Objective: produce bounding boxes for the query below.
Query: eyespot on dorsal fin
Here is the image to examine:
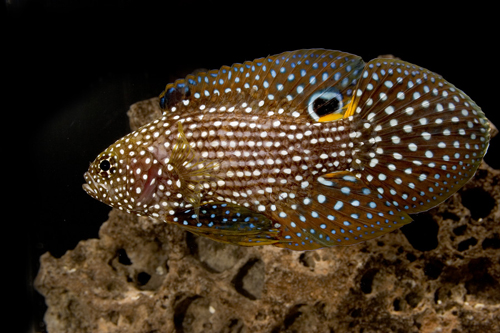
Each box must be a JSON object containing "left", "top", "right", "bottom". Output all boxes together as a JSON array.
[{"left": 158, "top": 49, "right": 365, "bottom": 121}]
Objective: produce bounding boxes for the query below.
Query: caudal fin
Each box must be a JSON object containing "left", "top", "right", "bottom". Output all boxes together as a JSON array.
[{"left": 349, "top": 58, "right": 490, "bottom": 214}]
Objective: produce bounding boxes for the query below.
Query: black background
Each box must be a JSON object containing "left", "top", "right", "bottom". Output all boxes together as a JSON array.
[{"left": 5, "top": 1, "right": 498, "bottom": 331}]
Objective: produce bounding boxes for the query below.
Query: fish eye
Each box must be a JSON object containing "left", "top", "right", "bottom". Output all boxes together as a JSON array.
[
  {"left": 96, "top": 154, "right": 117, "bottom": 178},
  {"left": 99, "top": 160, "right": 111, "bottom": 171},
  {"left": 307, "top": 87, "right": 343, "bottom": 121}
]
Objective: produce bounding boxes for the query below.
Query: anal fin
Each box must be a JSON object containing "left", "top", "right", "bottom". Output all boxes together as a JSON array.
[{"left": 272, "top": 171, "right": 412, "bottom": 250}]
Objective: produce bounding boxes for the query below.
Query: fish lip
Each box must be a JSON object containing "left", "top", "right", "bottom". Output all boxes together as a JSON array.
[
  {"left": 83, "top": 172, "right": 99, "bottom": 195},
  {"left": 82, "top": 183, "right": 92, "bottom": 194},
  {"left": 83, "top": 171, "right": 111, "bottom": 198}
]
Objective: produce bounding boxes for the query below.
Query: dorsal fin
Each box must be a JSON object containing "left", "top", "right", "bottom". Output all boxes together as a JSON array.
[{"left": 159, "top": 49, "right": 365, "bottom": 122}]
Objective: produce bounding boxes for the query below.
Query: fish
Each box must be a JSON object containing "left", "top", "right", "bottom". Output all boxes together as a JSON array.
[{"left": 83, "top": 49, "right": 491, "bottom": 251}]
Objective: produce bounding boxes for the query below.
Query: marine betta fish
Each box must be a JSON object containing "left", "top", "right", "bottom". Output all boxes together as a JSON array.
[{"left": 83, "top": 49, "right": 490, "bottom": 250}]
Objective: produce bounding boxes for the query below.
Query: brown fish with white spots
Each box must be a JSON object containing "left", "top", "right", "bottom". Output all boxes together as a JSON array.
[{"left": 83, "top": 49, "right": 490, "bottom": 250}]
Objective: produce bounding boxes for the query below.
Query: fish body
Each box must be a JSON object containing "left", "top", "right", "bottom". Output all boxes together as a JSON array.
[{"left": 83, "top": 49, "right": 490, "bottom": 250}]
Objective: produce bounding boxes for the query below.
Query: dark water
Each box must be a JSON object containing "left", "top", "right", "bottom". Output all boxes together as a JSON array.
[{"left": 7, "top": 2, "right": 498, "bottom": 332}]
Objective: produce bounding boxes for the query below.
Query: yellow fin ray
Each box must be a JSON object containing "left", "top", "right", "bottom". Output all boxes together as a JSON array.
[{"left": 169, "top": 122, "right": 219, "bottom": 212}]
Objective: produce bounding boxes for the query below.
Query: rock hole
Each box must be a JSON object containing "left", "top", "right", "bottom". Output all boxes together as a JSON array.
[
  {"left": 465, "top": 258, "right": 500, "bottom": 303},
  {"left": 474, "top": 168, "right": 489, "bottom": 179},
  {"left": 283, "top": 304, "right": 304, "bottom": 330},
  {"left": 299, "top": 252, "right": 317, "bottom": 270},
  {"left": 401, "top": 212, "right": 439, "bottom": 251},
  {"left": 441, "top": 211, "right": 460, "bottom": 221},
  {"left": 107, "top": 311, "right": 119, "bottom": 325},
  {"left": 185, "top": 232, "right": 198, "bottom": 256},
  {"left": 173, "top": 295, "right": 200, "bottom": 333},
  {"left": 424, "top": 258, "right": 444, "bottom": 280},
  {"left": 136, "top": 272, "right": 151, "bottom": 286},
  {"left": 461, "top": 187, "right": 495, "bottom": 220},
  {"left": 349, "top": 308, "right": 361, "bottom": 318},
  {"left": 165, "top": 261, "right": 170, "bottom": 274},
  {"left": 406, "top": 252, "right": 417, "bottom": 262},
  {"left": 360, "top": 268, "right": 378, "bottom": 294},
  {"left": 405, "top": 291, "right": 422, "bottom": 308},
  {"left": 482, "top": 235, "right": 500, "bottom": 250},
  {"left": 105, "top": 281, "right": 119, "bottom": 292},
  {"left": 393, "top": 298, "right": 401, "bottom": 311},
  {"left": 458, "top": 237, "right": 478, "bottom": 252},
  {"left": 232, "top": 259, "right": 265, "bottom": 300},
  {"left": 434, "top": 286, "right": 452, "bottom": 304},
  {"left": 453, "top": 225, "right": 467, "bottom": 236},
  {"left": 117, "top": 248, "right": 132, "bottom": 265},
  {"left": 227, "top": 318, "right": 244, "bottom": 332}
]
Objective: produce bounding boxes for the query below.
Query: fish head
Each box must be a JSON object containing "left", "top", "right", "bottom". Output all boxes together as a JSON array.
[
  {"left": 82, "top": 121, "right": 211, "bottom": 218},
  {"left": 83, "top": 144, "right": 130, "bottom": 209},
  {"left": 82, "top": 130, "right": 165, "bottom": 211}
]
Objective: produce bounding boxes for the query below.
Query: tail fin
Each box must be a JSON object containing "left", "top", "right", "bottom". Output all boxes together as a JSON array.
[{"left": 350, "top": 58, "right": 490, "bottom": 214}]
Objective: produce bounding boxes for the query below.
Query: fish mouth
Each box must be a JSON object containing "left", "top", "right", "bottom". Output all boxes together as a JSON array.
[
  {"left": 83, "top": 172, "right": 108, "bottom": 197},
  {"left": 82, "top": 172, "right": 97, "bottom": 196},
  {"left": 82, "top": 182, "right": 92, "bottom": 194}
]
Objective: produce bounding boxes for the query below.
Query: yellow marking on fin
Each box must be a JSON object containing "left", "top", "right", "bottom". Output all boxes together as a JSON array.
[
  {"left": 318, "top": 113, "right": 344, "bottom": 122},
  {"left": 344, "top": 97, "right": 358, "bottom": 118}
]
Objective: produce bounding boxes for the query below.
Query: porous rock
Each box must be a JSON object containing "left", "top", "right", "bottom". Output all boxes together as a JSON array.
[{"left": 35, "top": 97, "right": 500, "bottom": 333}]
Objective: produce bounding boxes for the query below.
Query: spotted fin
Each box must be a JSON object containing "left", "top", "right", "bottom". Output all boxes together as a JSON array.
[
  {"left": 272, "top": 171, "right": 412, "bottom": 250},
  {"left": 350, "top": 58, "right": 490, "bottom": 214},
  {"left": 171, "top": 202, "right": 280, "bottom": 246},
  {"left": 159, "top": 49, "right": 365, "bottom": 122}
]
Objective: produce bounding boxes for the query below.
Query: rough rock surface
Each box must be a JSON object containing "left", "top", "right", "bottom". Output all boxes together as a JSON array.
[{"left": 35, "top": 98, "right": 500, "bottom": 333}]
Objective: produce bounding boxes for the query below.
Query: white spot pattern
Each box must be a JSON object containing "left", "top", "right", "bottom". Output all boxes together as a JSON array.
[{"left": 84, "top": 49, "right": 490, "bottom": 252}]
